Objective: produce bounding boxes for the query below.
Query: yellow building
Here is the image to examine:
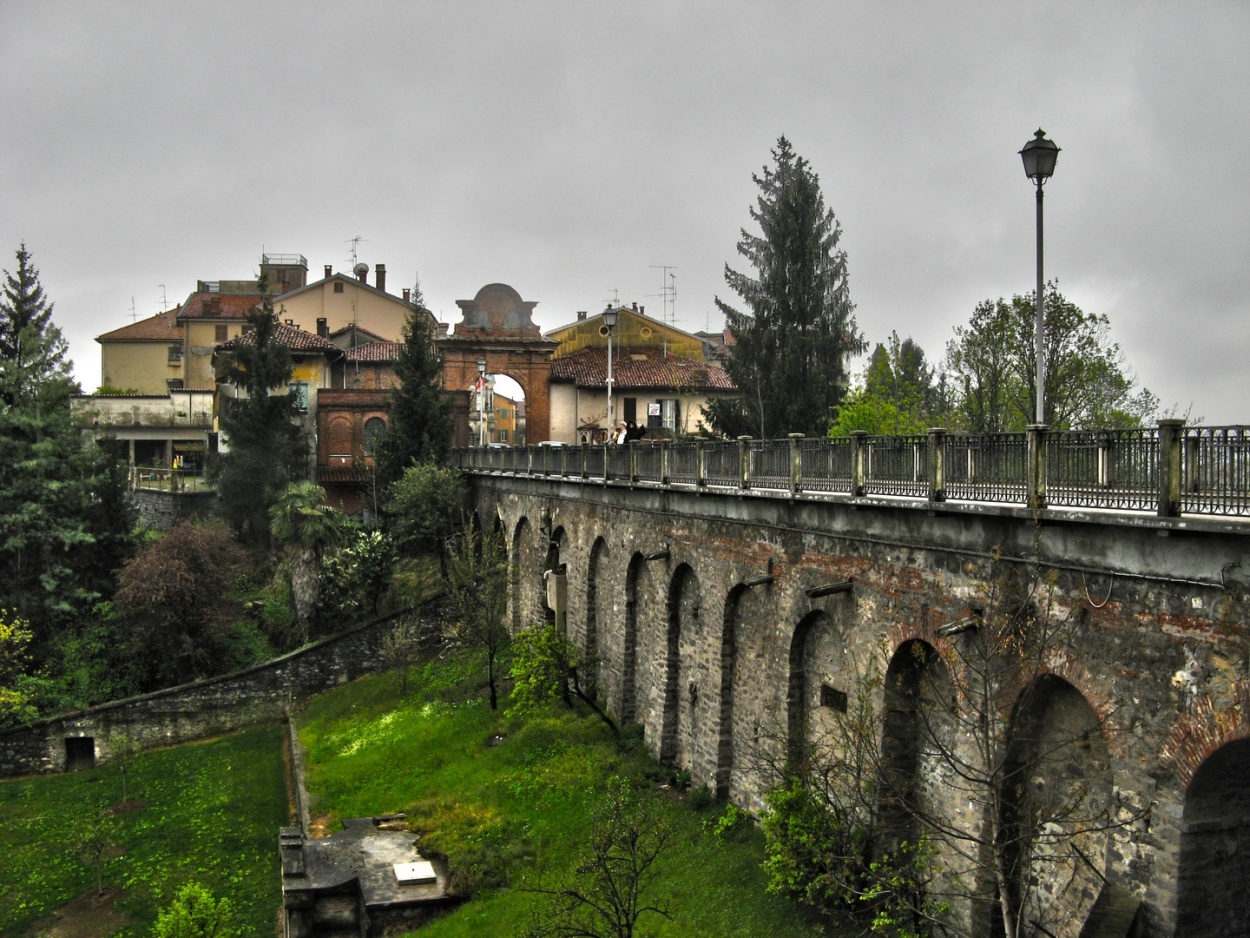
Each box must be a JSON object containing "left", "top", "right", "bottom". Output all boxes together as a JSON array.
[
  {"left": 96, "top": 307, "right": 185, "bottom": 394},
  {"left": 269, "top": 262, "right": 434, "bottom": 345}
]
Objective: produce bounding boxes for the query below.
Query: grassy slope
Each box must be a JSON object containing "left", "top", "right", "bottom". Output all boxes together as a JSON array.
[
  {"left": 299, "top": 652, "right": 824, "bottom": 938},
  {"left": 0, "top": 725, "right": 288, "bottom": 936}
]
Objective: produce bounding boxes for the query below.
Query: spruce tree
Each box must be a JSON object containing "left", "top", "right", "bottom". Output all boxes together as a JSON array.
[
  {"left": 374, "top": 282, "right": 452, "bottom": 491},
  {"left": 707, "top": 137, "right": 865, "bottom": 438},
  {"left": 213, "top": 286, "right": 305, "bottom": 547},
  {"left": 0, "top": 244, "right": 135, "bottom": 650}
]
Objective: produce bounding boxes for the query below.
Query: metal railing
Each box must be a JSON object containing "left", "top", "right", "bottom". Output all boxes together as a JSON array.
[
  {"left": 450, "top": 421, "right": 1250, "bottom": 520},
  {"left": 131, "top": 466, "right": 211, "bottom": 493}
]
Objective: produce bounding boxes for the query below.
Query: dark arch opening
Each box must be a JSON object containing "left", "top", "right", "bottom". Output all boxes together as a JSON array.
[
  {"left": 585, "top": 536, "right": 608, "bottom": 696},
  {"left": 880, "top": 640, "right": 941, "bottom": 848},
  {"left": 787, "top": 610, "right": 829, "bottom": 769},
  {"left": 621, "top": 552, "right": 643, "bottom": 723},
  {"left": 510, "top": 517, "right": 530, "bottom": 633},
  {"left": 1176, "top": 737, "right": 1250, "bottom": 935},
  {"left": 661, "top": 563, "right": 699, "bottom": 766},
  {"left": 716, "top": 585, "right": 748, "bottom": 799}
]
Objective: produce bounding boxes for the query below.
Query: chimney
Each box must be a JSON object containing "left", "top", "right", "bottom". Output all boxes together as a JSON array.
[
  {"left": 640, "top": 305, "right": 645, "bottom": 316},
  {"left": 403, "top": 288, "right": 411, "bottom": 303},
  {"left": 316, "top": 317, "right": 328, "bottom": 338},
  {"left": 375, "top": 264, "right": 386, "bottom": 293},
  {"left": 577, "top": 311, "right": 586, "bottom": 321},
  {"left": 324, "top": 265, "right": 332, "bottom": 279},
  {"left": 632, "top": 302, "right": 638, "bottom": 311}
]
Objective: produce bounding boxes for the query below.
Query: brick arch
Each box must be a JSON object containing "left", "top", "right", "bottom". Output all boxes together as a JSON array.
[
  {"left": 787, "top": 609, "right": 836, "bottom": 767},
  {"left": 1161, "top": 679, "right": 1250, "bottom": 790},
  {"left": 660, "top": 563, "right": 700, "bottom": 767}
]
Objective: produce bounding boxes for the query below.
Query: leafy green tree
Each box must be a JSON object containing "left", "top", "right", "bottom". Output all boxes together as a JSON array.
[
  {"left": 112, "top": 520, "right": 250, "bottom": 691},
  {"left": 0, "top": 245, "right": 136, "bottom": 649},
  {"left": 318, "top": 523, "right": 398, "bottom": 620},
  {"left": 269, "top": 481, "right": 341, "bottom": 644},
  {"left": 74, "top": 802, "right": 121, "bottom": 897},
  {"left": 384, "top": 463, "right": 467, "bottom": 561},
  {"left": 0, "top": 610, "right": 35, "bottom": 726},
  {"left": 707, "top": 136, "right": 865, "bottom": 438},
  {"left": 830, "top": 334, "right": 938, "bottom": 436},
  {"left": 375, "top": 283, "right": 453, "bottom": 490},
  {"left": 213, "top": 286, "right": 305, "bottom": 547},
  {"left": 510, "top": 622, "right": 617, "bottom": 737},
  {"left": 944, "top": 286, "right": 1156, "bottom": 431},
  {"left": 521, "top": 777, "right": 672, "bottom": 938},
  {"left": 153, "top": 882, "right": 238, "bottom": 938},
  {"left": 444, "top": 526, "right": 511, "bottom": 709}
]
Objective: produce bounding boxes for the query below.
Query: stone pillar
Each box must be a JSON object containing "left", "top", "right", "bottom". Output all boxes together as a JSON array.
[
  {"left": 928, "top": 428, "right": 947, "bottom": 504},
  {"left": 851, "top": 431, "right": 868, "bottom": 497},
  {"left": 788, "top": 433, "right": 804, "bottom": 496},
  {"left": 658, "top": 440, "right": 670, "bottom": 486},
  {"left": 1027, "top": 424, "right": 1048, "bottom": 511},
  {"left": 695, "top": 440, "right": 706, "bottom": 488},
  {"left": 1158, "top": 419, "right": 1185, "bottom": 518},
  {"left": 738, "top": 436, "right": 752, "bottom": 490}
]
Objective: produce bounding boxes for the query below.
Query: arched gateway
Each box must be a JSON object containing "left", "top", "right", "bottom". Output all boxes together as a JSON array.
[{"left": 438, "top": 283, "right": 557, "bottom": 443}]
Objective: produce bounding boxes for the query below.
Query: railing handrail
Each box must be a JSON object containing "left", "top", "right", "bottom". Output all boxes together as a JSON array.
[{"left": 449, "top": 424, "right": 1250, "bottom": 521}]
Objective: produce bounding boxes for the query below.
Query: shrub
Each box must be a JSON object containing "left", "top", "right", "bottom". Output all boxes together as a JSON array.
[{"left": 153, "top": 882, "right": 237, "bottom": 938}]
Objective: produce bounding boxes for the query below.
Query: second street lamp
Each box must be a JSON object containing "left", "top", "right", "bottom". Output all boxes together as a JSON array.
[
  {"left": 603, "top": 305, "right": 618, "bottom": 437},
  {"left": 1019, "top": 128, "right": 1060, "bottom": 426},
  {"left": 476, "top": 358, "right": 487, "bottom": 446}
]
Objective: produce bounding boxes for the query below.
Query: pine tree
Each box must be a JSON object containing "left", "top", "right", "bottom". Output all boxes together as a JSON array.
[
  {"left": 0, "top": 244, "right": 136, "bottom": 650},
  {"left": 374, "top": 281, "right": 452, "bottom": 491},
  {"left": 707, "top": 137, "right": 865, "bottom": 439},
  {"left": 0, "top": 243, "right": 74, "bottom": 409},
  {"left": 213, "top": 286, "right": 305, "bottom": 547}
]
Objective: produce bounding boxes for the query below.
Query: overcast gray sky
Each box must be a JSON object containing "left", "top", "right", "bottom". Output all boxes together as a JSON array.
[{"left": 3, "top": 2, "right": 1247, "bottom": 422}]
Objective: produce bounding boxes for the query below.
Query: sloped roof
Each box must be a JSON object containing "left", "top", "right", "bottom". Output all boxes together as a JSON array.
[
  {"left": 96, "top": 307, "right": 183, "bottom": 342},
  {"left": 218, "top": 323, "right": 342, "bottom": 353},
  {"left": 550, "top": 346, "right": 735, "bottom": 391},
  {"left": 177, "top": 292, "right": 263, "bottom": 321},
  {"left": 343, "top": 341, "right": 404, "bottom": 362}
]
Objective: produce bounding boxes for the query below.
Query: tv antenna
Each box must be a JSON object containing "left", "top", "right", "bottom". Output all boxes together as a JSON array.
[
  {"left": 648, "top": 266, "right": 676, "bottom": 324},
  {"left": 129, "top": 297, "right": 137, "bottom": 323},
  {"left": 605, "top": 288, "right": 620, "bottom": 308},
  {"left": 157, "top": 284, "right": 168, "bottom": 312},
  {"left": 347, "top": 235, "right": 368, "bottom": 266}
]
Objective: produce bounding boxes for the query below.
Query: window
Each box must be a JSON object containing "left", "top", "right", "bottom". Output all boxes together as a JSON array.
[
  {"left": 214, "top": 324, "right": 228, "bottom": 342},
  {"left": 647, "top": 399, "right": 679, "bottom": 431},
  {"left": 334, "top": 281, "right": 344, "bottom": 294},
  {"left": 623, "top": 397, "right": 637, "bottom": 424},
  {"left": 497, "top": 407, "right": 509, "bottom": 419},
  {"left": 364, "top": 416, "right": 386, "bottom": 453},
  {"left": 289, "top": 382, "right": 309, "bottom": 412},
  {"left": 498, "top": 429, "right": 508, "bottom": 443},
  {"left": 168, "top": 344, "right": 183, "bottom": 362},
  {"left": 820, "top": 684, "right": 848, "bottom": 712}
]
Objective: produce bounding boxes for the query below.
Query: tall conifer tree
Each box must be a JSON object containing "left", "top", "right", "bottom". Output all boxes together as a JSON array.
[
  {"left": 213, "top": 285, "right": 305, "bottom": 546},
  {"left": 708, "top": 137, "right": 864, "bottom": 438},
  {"left": 374, "top": 280, "right": 452, "bottom": 491}
]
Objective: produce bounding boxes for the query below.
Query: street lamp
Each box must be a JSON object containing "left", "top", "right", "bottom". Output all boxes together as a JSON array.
[
  {"left": 476, "top": 357, "right": 487, "bottom": 446},
  {"left": 1019, "top": 128, "right": 1060, "bottom": 425},
  {"left": 602, "top": 305, "right": 618, "bottom": 436}
]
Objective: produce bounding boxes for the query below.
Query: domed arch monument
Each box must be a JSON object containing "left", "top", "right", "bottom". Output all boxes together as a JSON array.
[{"left": 438, "top": 283, "right": 557, "bottom": 443}]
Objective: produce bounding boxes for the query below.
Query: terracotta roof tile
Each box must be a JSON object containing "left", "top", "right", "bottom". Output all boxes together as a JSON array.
[
  {"left": 343, "top": 341, "right": 404, "bottom": 362},
  {"left": 550, "top": 346, "right": 735, "bottom": 391},
  {"left": 177, "top": 292, "right": 263, "bottom": 321},
  {"left": 96, "top": 307, "right": 183, "bottom": 342},
  {"left": 218, "top": 323, "right": 342, "bottom": 353}
]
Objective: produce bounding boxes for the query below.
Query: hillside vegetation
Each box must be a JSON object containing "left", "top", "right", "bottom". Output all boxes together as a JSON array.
[{"left": 299, "top": 648, "right": 827, "bottom": 937}]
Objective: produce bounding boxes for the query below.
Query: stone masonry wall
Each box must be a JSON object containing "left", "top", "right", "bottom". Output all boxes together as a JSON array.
[
  {"left": 472, "top": 474, "right": 1250, "bottom": 938},
  {"left": 0, "top": 610, "right": 421, "bottom": 778}
]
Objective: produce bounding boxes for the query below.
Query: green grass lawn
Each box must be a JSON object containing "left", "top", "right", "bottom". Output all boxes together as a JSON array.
[
  {"left": 0, "top": 724, "right": 289, "bottom": 936},
  {"left": 299, "top": 652, "right": 826, "bottom": 938}
]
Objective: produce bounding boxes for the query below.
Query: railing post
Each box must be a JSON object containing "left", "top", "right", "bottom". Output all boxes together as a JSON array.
[
  {"left": 788, "top": 433, "right": 804, "bottom": 495},
  {"left": 737, "top": 436, "right": 752, "bottom": 491},
  {"left": 1027, "top": 424, "right": 1048, "bottom": 511},
  {"left": 927, "top": 428, "right": 946, "bottom": 504},
  {"left": 1157, "top": 419, "right": 1184, "bottom": 518},
  {"left": 851, "top": 431, "right": 868, "bottom": 497},
  {"left": 579, "top": 442, "right": 588, "bottom": 480},
  {"left": 629, "top": 440, "right": 639, "bottom": 484},
  {"left": 696, "top": 440, "right": 706, "bottom": 488},
  {"left": 659, "top": 439, "right": 670, "bottom": 486}
]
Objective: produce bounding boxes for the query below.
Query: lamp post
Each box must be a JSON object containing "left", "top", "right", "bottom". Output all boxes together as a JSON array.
[
  {"left": 1019, "top": 128, "right": 1060, "bottom": 426},
  {"left": 603, "top": 305, "right": 618, "bottom": 436},
  {"left": 476, "top": 357, "right": 487, "bottom": 446}
]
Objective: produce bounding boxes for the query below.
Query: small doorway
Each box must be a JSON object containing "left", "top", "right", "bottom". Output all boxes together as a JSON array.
[{"left": 65, "top": 736, "right": 96, "bottom": 772}]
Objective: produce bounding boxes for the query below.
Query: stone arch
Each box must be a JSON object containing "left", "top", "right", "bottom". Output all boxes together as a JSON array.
[
  {"left": 658, "top": 563, "right": 700, "bottom": 767},
  {"left": 716, "top": 584, "right": 748, "bottom": 799},
  {"left": 999, "top": 675, "right": 1112, "bottom": 937},
  {"left": 880, "top": 640, "right": 949, "bottom": 846},
  {"left": 787, "top": 609, "right": 841, "bottom": 766},
  {"left": 1176, "top": 738, "right": 1250, "bottom": 934},
  {"left": 585, "top": 536, "right": 608, "bottom": 693},
  {"left": 511, "top": 516, "right": 546, "bottom": 634},
  {"left": 621, "top": 552, "right": 644, "bottom": 723}
]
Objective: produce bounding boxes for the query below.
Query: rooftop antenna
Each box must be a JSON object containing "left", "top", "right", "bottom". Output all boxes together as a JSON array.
[
  {"left": 606, "top": 288, "right": 620, "bottom": 307},
  {"left": 129, "top": 297, "right": 137, "bottom": 323},
  {"left": 648, "top": 266, "right": 677, "bottom": 324},
  {"left": 157, "top": 284, "right": 167, "bottom": 312},
  {"left": 347, "top": 235, "right": 368, "bottom": 266}
]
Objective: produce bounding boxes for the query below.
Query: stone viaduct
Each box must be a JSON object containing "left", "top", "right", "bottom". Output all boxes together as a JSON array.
[{"left": 465, "top": 449, "right": 1250, "bottom": 938}]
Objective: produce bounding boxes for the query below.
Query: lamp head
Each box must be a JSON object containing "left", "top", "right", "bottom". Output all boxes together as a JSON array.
[
  {"left": 603, "top": 306, "right": 618, "bottom": 329},
  {"left": 1020, "top": 128, "right": 1060, "bottom": 183},
  {"left": 477, "top": 358, "right": 486, "bottom": 375}
]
